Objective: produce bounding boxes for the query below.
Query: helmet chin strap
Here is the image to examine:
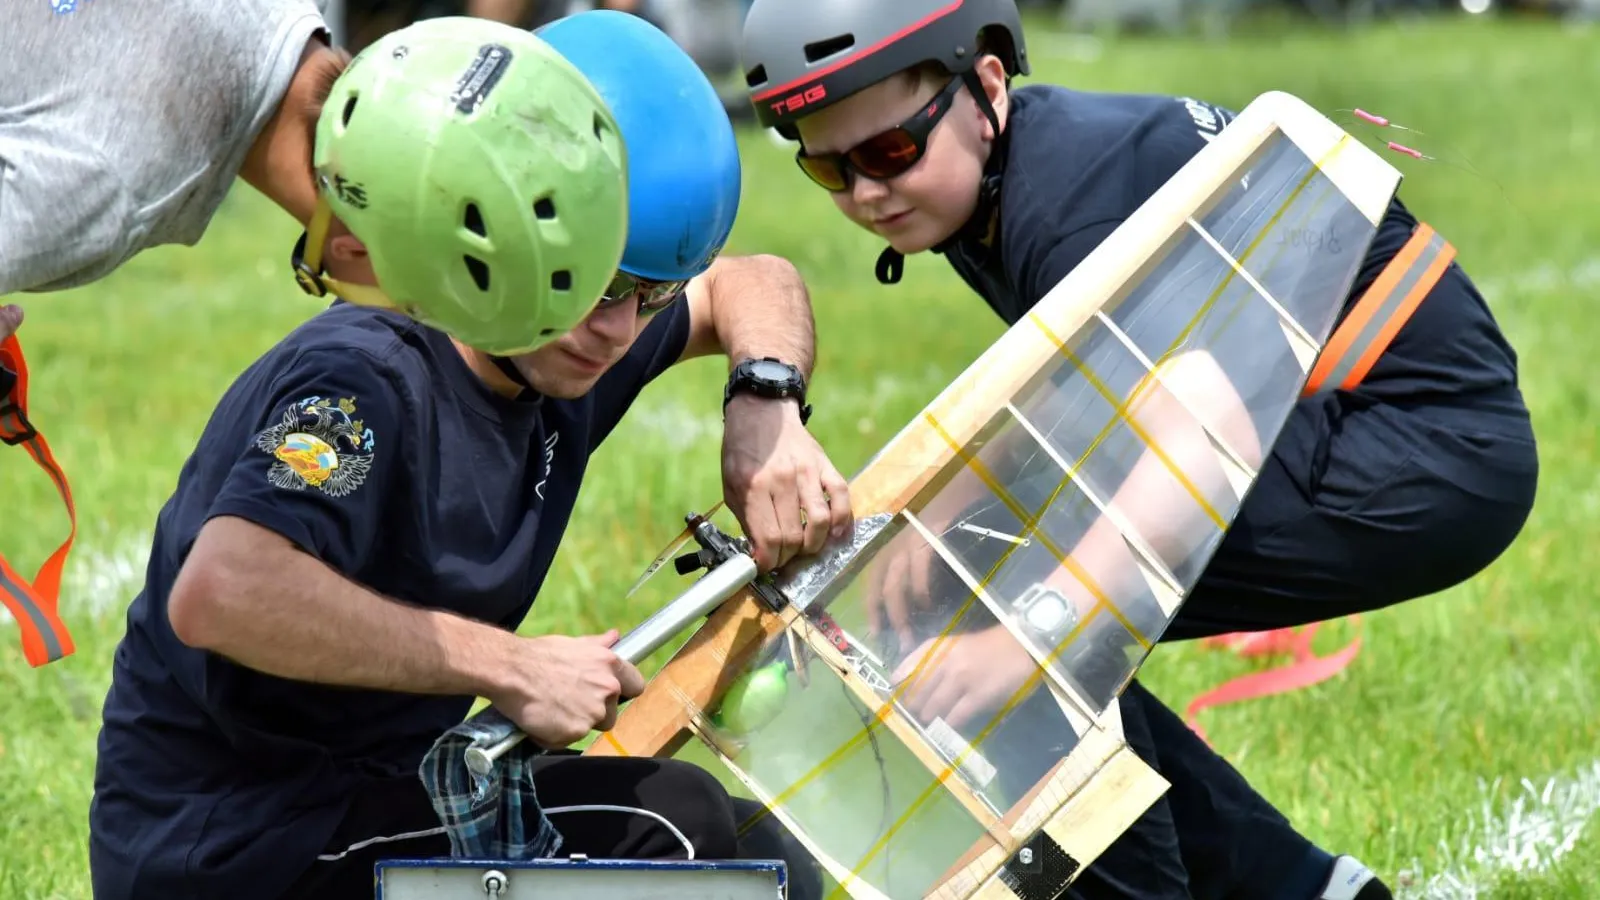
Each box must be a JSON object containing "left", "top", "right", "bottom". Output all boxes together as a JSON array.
[
  {"left": 290, "top": 197, "right": 405, "bottom": 311},
  {"left": 489, "top": 355, "right": 539, "bottom": 400},
  {"left": 875, "top": 246, "right": 905, "bottom": 285},
  {"left": 876, "top": 69, "right": 1005, "bottom": 286}
]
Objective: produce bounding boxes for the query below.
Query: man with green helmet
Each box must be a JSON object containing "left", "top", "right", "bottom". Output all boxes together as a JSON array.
[
  {"left": 288, "top": 14, "right": 633, "bottom": 354},
  {"left": 88, "top": 15, "right": 845, "bottom": 899}
]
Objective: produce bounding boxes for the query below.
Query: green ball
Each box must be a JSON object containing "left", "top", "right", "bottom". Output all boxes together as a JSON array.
[{"left": 713, "top": 662, "right": 790, "bottom": 735}]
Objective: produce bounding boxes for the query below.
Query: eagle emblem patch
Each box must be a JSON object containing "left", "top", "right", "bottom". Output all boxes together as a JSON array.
[{"left": 254, "top": 396, "right": 377, "bottom": 497}]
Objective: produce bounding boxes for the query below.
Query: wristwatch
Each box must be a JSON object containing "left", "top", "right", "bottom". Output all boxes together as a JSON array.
[
  {"left": 724, "top": 357, "right": 812, "bottom": 425},
  {"left": 1011, "top": 582, "right": 1079, "bottom": 650}
]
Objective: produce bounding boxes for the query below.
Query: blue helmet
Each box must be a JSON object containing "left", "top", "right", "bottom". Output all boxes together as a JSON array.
[{"left": 538, "top": 10, "right": 742, "bottom": 284}]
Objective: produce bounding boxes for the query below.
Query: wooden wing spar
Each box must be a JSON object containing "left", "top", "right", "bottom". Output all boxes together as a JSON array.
[{"left": 585, "top": 91, "right": 1403, "bottom": 899}]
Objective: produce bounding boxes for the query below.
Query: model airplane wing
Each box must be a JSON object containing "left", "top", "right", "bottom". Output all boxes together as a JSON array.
[{"left": 589, "top": 90, "right": 1402, "bottom": 899}]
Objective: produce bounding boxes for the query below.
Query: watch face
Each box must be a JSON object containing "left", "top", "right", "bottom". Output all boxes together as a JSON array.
[
  {"left": 749, "top": 359, "right": 794, "bottom": 382},
  {"left": 1024, "top": 597, "right": 1072, "bottom": 634},
  {"left": 1015, "top": 584, "right": 1077, "bottom": 639}
]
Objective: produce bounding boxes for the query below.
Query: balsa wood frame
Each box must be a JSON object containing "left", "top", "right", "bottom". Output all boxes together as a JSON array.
[{"left": 585, "top": 91, "right": 1403, "bottom": 899}]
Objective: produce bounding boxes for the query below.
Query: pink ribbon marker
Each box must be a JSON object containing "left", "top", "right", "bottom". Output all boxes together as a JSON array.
[
  {"left": 1387, "top": 141, "right": 1427, "bottom": 160},
  {"left": 1354, "top": 108, "right": 1390, "bottom": 127}
]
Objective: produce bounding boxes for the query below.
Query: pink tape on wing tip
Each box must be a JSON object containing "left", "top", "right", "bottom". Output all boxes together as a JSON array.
[{"left": 1354, "top": 108, "right": 1390, "bottom": 127}]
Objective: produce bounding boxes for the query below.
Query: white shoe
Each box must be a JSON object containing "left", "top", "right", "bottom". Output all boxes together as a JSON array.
[{"left": 1317, "top": 855, "right": 1392, "bottom": 900}]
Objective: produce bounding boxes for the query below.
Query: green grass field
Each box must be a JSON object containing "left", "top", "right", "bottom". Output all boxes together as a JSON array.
[{"left": 3, "top": 11, "right": 1598, "bottom": 899}]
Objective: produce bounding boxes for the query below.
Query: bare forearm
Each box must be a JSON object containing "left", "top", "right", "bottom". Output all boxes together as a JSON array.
[
  {"left": 1055, "top": 434, "right": 1227, "bottom": 605},
  {"left": 700, "top": 254, "right": 817, "bottom": 377},
  {"left": 169, "top": 516, "right": 514, "bottom": 697},
  {"left": 1048, "top": 351, "right": 1262, "bottom": 602}
]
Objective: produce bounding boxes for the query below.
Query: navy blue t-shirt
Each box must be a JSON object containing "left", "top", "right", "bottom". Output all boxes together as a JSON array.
[
  {"left": 940, "top": 85, "right": 1528, "bottom": 437},
  {"left": 89, "top": 299, "right": 690, "bottom": 899}
]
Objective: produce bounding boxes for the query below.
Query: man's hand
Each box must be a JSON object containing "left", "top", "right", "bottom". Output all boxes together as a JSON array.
[
  {"left": 891, "top": 626, "right": 1038, "bottom": 731},
  {"left": 678, "top": 254, "right": 846, "bottom": 571},
  {"left": 0, "top": 305, "right": 22, "bottom": 343},
  {"left": 169, "top": 516, "right": 647, "bottom": 750},
  {"left": 722, "top": 393, "right": 852, "bottom": 572},
  {"left": 482, "top": 629, "right": 646, "bottom": 749}
]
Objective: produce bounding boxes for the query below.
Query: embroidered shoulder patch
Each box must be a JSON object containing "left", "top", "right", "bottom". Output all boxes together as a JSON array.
[{"left": 254, "top": 396, "right": 378, "bottom": 498}]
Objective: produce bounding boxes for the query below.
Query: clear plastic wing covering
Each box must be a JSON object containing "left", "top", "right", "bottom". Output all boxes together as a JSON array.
[
  {"left": 676, "top": 126, "right": 1391, "bottom": 899},
  {"left": 693, "top": 515, "right": 1090, "bottom": 899}
]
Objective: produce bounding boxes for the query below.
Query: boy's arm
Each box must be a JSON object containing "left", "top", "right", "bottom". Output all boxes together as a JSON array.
[
  {"left": 1004, "top": 261, "right": 1262, "bottom": 622},
  {"left": 996, "top": 96, "right": 1267, "bottom": 612},
  {"left": 1037, "top": 351, "right": 1262, "bottom": 619}
]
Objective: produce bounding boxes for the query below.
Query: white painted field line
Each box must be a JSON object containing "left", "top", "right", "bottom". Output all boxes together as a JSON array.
[
  {"left": 1473, "top": 255, "right": 1600, "bottom": 300},
  {"left": 0, "top": 532, "right": 150, "bottom": 625},
  {"left": 1397, "top": 760, "right": 1600, "bottom": 899}
]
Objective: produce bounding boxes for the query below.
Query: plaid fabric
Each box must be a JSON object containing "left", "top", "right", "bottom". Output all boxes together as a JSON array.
[{"left": 417, "top": 707, "right": 564, "bottom": 860}]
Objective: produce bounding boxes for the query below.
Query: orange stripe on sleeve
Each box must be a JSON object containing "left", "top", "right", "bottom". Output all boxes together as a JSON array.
[{"left": 1304, "top": 223, "right": 1456, "bottom": 396}]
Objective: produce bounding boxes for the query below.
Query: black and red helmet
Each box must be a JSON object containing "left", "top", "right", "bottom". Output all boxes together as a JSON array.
[{"left": 741, "top": 0, "right": 1030, "bottom": 140}]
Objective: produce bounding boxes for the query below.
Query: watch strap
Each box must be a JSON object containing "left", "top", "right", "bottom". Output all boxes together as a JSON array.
[{"left": 724, "top": 357, "right": 812, "bottom": 425}]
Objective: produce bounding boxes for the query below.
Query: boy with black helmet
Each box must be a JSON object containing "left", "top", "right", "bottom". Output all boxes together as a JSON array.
[{"left": 738, "top": 1, "right": 1538, "bottom": 899}]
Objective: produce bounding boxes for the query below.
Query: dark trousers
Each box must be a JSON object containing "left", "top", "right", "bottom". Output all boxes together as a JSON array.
[
  {"left": 284, "top": 752, "right": 823, "bottom": 900},
  {"left": 1059, "top": 680, "right": 1317, "bottom": 900},
  {"left": 1163, "top": 388, "right": 1537, "bottom": 643}
]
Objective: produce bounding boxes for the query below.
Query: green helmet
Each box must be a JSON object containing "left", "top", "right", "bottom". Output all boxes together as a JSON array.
[{"left": 297, "top": 16, "right": 629, "bottom": 355}]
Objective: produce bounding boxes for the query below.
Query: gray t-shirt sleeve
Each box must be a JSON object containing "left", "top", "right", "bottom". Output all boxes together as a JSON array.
[{"left": 0, "top": 0, "right": 327, "bottom": 295}]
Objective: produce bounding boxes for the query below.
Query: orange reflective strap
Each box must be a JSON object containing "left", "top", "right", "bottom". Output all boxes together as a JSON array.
[
  {"left": 1304, "top": 222, "right": 1457, "bottom": 396},
  {"left": 0, "top": 334, "right": 77, "bottom": 667}
]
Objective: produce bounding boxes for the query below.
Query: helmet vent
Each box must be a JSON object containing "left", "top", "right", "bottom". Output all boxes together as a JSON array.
[
  {"left": 463, "top": 255, "right": 491, "bottom": 292},
  {"left": 551, "top": 270, "right": 572, "bottom": 291},
  {"left": 804, "top": 34, "right": 854, "bottom": 63},
  {"left": 533, "top": 197, "right": 556, "bottom": 220},
  {"left": 745, "top": 64, "right": 767, "bottom": 89},
  {"left": 463, "top": 202, "right": 487, "bottom": 237},
  {"left": 340, "top": 95, "right": 359, "bottom": 130}
]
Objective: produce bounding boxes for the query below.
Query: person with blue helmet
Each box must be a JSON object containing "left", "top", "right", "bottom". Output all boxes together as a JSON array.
[
  {"left": 87, "top": 14, "right": 846, "bottom": 900},
  {"left": 538, "top": 12, "right": 832, "bottom": 899},
  {"left": 536, "top": 8, "right": 850, "bottom": 579},
  {"left": 539, "top": 7, "right": 743, "bottom": 320}
]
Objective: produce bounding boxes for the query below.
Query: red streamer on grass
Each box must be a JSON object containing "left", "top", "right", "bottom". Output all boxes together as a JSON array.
[{"left": 1184, "top": 618, "right": 1364, "bottom": 746}]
